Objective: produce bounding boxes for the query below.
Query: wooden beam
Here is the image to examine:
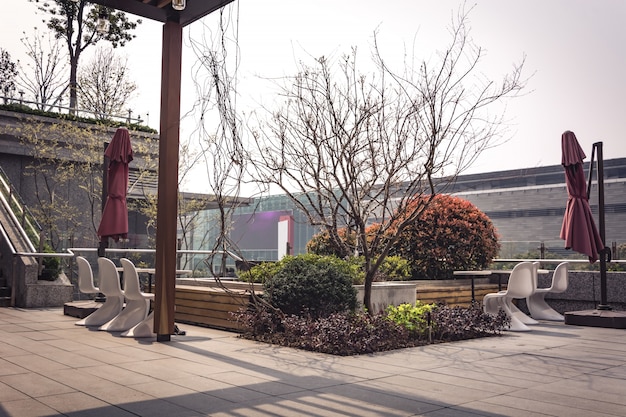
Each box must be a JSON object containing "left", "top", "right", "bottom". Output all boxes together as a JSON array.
[{"left": 154, "top": 20, "right": 183, "bottom": 342}]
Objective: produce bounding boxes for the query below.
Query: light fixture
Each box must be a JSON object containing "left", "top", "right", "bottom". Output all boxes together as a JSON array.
[
  {"left": 172, "top": 0, "right": 186, "bottom": 11},
  {"left": 96, "top": 10, "right": 110, "bottom": 35}
]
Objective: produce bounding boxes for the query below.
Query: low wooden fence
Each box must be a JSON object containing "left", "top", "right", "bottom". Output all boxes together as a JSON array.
[
  {"left": 416, "top": 281, "right": 501, "bottom": 308},
  {"left": 173, "top": 280, "right": 502, "bottom": 331},
  {"left": 174, "top": 285, "right": 253, "bottom": 331}
]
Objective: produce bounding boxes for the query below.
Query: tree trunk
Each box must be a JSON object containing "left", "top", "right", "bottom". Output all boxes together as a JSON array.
[
  {"left": 363, "top": 273, "right": 374, "bottom": 313},
  {"left": 69, "top": 54, "right": 79, "bottom": 112}
]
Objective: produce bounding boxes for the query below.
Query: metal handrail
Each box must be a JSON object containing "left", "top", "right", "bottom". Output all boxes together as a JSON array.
[
  {"left": 14, "top": 248, "right": 243, "bottom": 260},
  {"left": 0, "top": 189, "right": 37, "bottom": 253},
  {"left": 0, "top": 166, "right": 41, "bottom": 248},
  {"left": 0, "top": 96, "right": 145, "bottom": 125}
]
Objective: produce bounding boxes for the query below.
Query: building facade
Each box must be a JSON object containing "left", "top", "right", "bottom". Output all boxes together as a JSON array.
[{"left": 197, "top": 158, "right": 626, "bottom": 262}]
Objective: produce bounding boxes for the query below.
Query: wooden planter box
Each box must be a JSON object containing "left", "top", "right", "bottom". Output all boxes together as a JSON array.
[
  {"left": 175, "top": 285, "right": 255, "bottom": 331},
  {"left": 173, "top": 279, "right": 503, "bottom": 332},
  {"left": 414, "top": 279, "right": 500, "bottom": 308}
]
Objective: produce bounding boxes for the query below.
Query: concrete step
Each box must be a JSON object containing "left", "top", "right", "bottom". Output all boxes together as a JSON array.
[
  {"left": 0, "top": 286, "right": 10, "bottom": 298},
  {"left": 0, "top": 297, "right": 11, "bottom": 307},
  {"left": 63, "top": 300, "right": 101, "bottom": 319}
]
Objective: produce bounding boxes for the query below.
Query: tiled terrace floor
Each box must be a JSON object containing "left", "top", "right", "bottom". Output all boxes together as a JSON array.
[{"left": 1, "top": 307, "right": 625, "bottom": 416}]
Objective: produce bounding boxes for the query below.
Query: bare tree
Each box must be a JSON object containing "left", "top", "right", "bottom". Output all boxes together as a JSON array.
[
  {"left": 246, "top": 10, "right": 526, "bottom": 312},
  {"left": 78, "top": 46, "right": 137, "bottom": 119},
  {"left": 0, "top": 48, "right": 18, "bottom": 103},
  {"left": 182, "top": 6, "right": 249, "bottom": 275},
  {"left": 10, "top": 121, "right": 107, "bottom": 250},
  {"left": 31, "top": 0, "right": 140, "bottom": 110},
  {"left": 4, "top": 119, "right": 160, "bottom": 250},
  {"left": 17, "top": 30, "right": 69, "bottom": 111},
  {"left": 126, "top": 7, "right": 249, "bottom": 275}
]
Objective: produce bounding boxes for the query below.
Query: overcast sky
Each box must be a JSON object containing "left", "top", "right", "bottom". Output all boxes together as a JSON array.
[{"left": 2, "top": 0, "right": 626, "bottom": 193}]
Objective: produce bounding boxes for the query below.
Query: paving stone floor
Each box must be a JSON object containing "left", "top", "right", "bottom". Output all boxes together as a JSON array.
[{"left": 1, "top": 307, "right": 625, "bottom": 416}]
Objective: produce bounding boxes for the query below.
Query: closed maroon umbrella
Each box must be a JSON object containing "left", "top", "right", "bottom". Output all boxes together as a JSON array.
[
  {"left": 97, "top": 128, "right": 133, "bottom": 245},
  {"left": 559, "top": 130, "right": 603, "bottom": 262}
]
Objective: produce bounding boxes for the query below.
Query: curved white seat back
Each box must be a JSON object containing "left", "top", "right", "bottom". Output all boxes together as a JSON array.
[
  {"left": 120, "top": 258, "right": 142, "bottom": 300},
  {"left": 76, "top": 257, "right": 124, "bottom": 326},
  {"left": 549, "top": 262, "right": 569, "bottom": 293},
  {"left": 506, "top": 262, "right": 535, "bottom": 299},
  {"left": 532, "top": 261, "right": 540, "bottom": 288},
  {"left": 97, "top": 257, "right": 123, "bottom": 296},
  {"left": 76, "top": 256, "right": 99, "bottom": 294}
]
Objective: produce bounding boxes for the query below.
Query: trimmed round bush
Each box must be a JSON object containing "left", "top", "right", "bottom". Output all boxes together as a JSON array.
[
  {"left": 263, "top": 254, "right": 357, "bottom": 319},
  {"left": 306, "top": 228, "right": 356, "bottom": 258},
  {"left": 390, "top": 194, "right": 500, "bottom": 279}
]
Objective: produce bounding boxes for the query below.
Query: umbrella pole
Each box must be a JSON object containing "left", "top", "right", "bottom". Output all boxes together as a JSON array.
[
  {"left": 99, "top": 147, "right": 110, "bottom": 258},
  {"left": 593, "top": 142, "right": 610, "bottom": 310}
]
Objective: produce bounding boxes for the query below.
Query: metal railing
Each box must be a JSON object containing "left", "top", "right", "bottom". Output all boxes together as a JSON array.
[
  {"left": 1, "top": 95, "right": 146, "bottom": 125},
  {"left": 498, "top": 240, "right": 625, "bottom": 262},
  {"left": 0, "top": 166, "right": 41, "bottom": 249}
]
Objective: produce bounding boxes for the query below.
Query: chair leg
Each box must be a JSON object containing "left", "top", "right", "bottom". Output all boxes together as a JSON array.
[
  {"left": 501, "top": 299, "right": 532, "bottom": 331},
  {"left": 527, "top": 292, "right": 564, "bottom": 321},
  {"left": 99, "top": 298, "right": 149, "bottom": 332},
  {"left": 121, "top": 311, "right": 154, "bottom": 338},
  {"left": 76, "top": 295, "right": 123, "bottom": 326},
  {"left": 505, "top": 297, "right": 539, "bottom": 325}
]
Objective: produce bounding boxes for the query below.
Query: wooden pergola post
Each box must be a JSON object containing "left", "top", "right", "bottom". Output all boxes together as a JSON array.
[
  {"left": 82, "top": 0, "right": 235, "bottom": 342},
  {"left": 154, "top": 20, "right": 183, "bottom": 342}
]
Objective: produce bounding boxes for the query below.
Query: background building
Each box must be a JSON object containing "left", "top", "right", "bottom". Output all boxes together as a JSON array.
[{"left": 196, "top": 157, "right": 626, "bottom": 263}]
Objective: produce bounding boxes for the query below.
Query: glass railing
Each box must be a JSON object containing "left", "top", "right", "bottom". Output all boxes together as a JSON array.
[{"left": 494, "top": 240, "right": 626, "bottom": 271}]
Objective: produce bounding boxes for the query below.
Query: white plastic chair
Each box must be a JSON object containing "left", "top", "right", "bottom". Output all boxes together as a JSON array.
[
  {"left": 120, "top": 258, "right": 156, "bottom": 338},
  {"left": 121, "top": 309, "right": 155, "bottom": 338},
  {"left": 100, "top": 258, "right": 154, "bottom": 332},
  {"left": 483, "top": 262, "right": 536, "bottom": 331},
  {"left": 527, "top": 262, "right": 569, "bottom": 321},
  {"left": 506, "top": 262, "right": 540, "bottom": 326},
  {"left": 76, "top": 257, "right": 124, "bottom": 327},
  {"left": 75, "top": 256, "right": 99, "bottom": 296}
]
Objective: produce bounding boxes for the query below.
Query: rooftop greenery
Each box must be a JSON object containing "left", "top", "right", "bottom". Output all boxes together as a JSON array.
[{"left": 0, "top": 103, "right": 157, "bottom": 134}]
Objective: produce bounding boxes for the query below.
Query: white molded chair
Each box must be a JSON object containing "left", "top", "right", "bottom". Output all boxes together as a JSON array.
[
  {"left": 527, "top": 262, "right": 569, "bottom": 321},
  {"left": 121, "top": 310, "right": 155, "bottom": 338},
  {"left": 483, "top": 262, "right": 536, "bottom": 331},
  {"left": 76, "top": 257, "right": 124, "bottom": 326},
  {"left": 100, "top": 258, "right": 154, "bottom": 332},
  {"left": 75, "top": 256, "right": 100, "bottom": 296},
  {"left": 506, "top": 262, "right": 540, "bottom": 326},
  {"left": 120, "top": 258, "right": 156, "bottom": 338}
]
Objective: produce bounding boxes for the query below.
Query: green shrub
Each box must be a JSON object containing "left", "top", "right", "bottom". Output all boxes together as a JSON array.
[
  {"left": 339, "top": 255, "right": 411, "bottom": 283},
  {"left": 386, "top": 302, "right": 435, "bottom": 334},
  {"left": 390, "top": 194, "right": 500, "bottom": 279},
  {"left": 263, "top": 254, "right": 357, "bottom": 319},
  {"left": 376, "top": 256, "right": 411, "bottom": 281},
  {"left": 39, "top": 245, "right": 61, "bottom": 281},
  {"left": 239, "top": 261, "right": 281, "bottom": 284}
]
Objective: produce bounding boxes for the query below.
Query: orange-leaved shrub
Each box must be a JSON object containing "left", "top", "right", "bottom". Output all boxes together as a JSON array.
[
  {"left": 389, "top": 194, "right": 499, "bottom": 280},
  {"left": 306, "top": 228, "right": 357, "bottom": 258}
]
